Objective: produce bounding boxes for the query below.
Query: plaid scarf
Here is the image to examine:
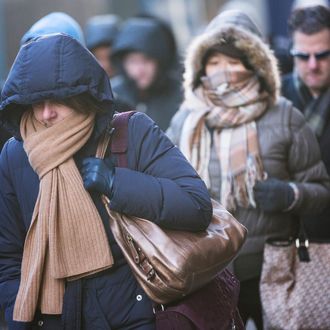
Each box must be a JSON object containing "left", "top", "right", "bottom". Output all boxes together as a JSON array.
[
  {"left": 294, "top": 73, "right": 330, "bottom": 138},
  {"left": 180, "top": 70, "right": 268, "bottom": 212}
]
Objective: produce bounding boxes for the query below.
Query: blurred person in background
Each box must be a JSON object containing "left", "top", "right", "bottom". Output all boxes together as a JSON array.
[
  {"left": 167, "top": 9, "right": 330, "bottom": 329},
  {"left": 20, "top": 11, "right": 85, "bottom": 46},
  {"left": 282, "top": 5, "right": 330, "bottom": 239},
  {"left": 111, "top": 16, "right": 183, "bottom": 131},
  {"left": 269, "top": 35, "right": 294, "bottom": 76},
  {"left": 85, "top": 14, "right": 121, "bottom": 78},
  {"left": 0, "top": 33, "right": 212, "bottom": 330}
]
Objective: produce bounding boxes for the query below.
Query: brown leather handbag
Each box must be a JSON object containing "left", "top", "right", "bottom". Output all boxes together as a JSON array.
[{"left": 97, "top": 112, "right": 247, "bottom": 305}]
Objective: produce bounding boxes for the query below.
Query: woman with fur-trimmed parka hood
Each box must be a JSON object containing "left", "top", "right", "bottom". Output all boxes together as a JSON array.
[{"left": 167, "top": 10, "right": 330, "bottom": 329}]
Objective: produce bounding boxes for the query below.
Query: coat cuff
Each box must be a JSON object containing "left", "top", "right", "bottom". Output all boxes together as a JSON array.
[{"left": 284, "top": 182, "right": 300, "bottom": 212}]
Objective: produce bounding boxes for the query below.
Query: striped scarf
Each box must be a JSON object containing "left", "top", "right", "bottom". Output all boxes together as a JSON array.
[
  {"left": 14, "top": 110, "right": 114, "bottom": 322},
  {"left": 180, "top": 70, "right": 268, "bottom": 212}
]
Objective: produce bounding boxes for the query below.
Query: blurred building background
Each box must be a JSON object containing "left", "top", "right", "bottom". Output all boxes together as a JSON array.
[
  {"left": 0, "top": 0, "right": 304, "bottom": 83},
  {"left": 1, "top": 0, "right": 330, "bottom": 83}
]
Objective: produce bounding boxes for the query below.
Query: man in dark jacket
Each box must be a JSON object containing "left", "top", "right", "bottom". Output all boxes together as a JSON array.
[
  {"left": 282, "top": 5, "right": 330, "bottom": 239},
  {"left": 0, "top": 33, "right": 212, "bottom": 330},
  {"left": 111, "top": 16, "right": 183, "bottom": 131}
]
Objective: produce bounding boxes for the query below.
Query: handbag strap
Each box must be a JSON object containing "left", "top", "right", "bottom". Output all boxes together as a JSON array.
[
  {"left": 97, "top": 110, "right": 136, "bottom": 211},
  {"left": 96, "top": 111, "right": 136, "bottom": 164},
  {"left": 296, "top": 217, "right": 310, "bottom": 262}
]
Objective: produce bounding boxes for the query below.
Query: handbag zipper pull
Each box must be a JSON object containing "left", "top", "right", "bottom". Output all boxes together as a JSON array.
[
  {"left": 126, "top": 234, "right": 140, "bottom": 263},
  {"left": 295, "top": 238, "right": 310, "bottom": 262},
  {"left": 147, "top": 268, "right": 155, "bottom": 281}
]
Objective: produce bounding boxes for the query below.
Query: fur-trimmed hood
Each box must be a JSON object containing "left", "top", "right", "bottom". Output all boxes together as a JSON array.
[{"left": 184, "top": 10, "right": 280, "bottom": 106}]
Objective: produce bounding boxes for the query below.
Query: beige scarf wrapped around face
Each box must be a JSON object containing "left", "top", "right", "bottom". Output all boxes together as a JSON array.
[
  {"left": 180, "top": 70, "right": 268, "bottom": 212},
  {"left": 14, "top": 110, "right": 114, "bottom": 322}
]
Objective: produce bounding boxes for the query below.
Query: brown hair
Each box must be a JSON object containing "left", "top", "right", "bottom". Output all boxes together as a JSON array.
[
  {"left": 54, "top": 93, "right": 105, "bottom": 114},
  {"left": 288, "top": 5, "right": 330, "bottom": 35}
]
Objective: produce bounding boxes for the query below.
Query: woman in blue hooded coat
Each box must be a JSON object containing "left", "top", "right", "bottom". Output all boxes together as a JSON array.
[
  {"left": 0, "top": 12, "right": 85, "bottom": 153},
  {"left": 0, "top": 33, "right": 212, "bottom": 330}
]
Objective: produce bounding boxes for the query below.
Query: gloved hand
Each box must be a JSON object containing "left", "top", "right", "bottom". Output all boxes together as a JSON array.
[
  {"left": 253, "top": 178, "right": 295, "bottom": 213},
  {"left": 80, "top": 157, "right": 115, "bottom": 198}
]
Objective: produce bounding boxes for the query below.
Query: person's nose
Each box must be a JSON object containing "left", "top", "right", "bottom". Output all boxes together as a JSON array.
[
  {"left": 307, "top": 54, "right": 318, "bottom": 70},
  {"left": 42, "top": 102, "right": 56, "bottom": 121}
]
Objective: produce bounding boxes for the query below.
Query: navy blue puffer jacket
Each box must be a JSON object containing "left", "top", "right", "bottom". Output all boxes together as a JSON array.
[{"left": 0, "top": 34, "right": 212, "bottom": 329}]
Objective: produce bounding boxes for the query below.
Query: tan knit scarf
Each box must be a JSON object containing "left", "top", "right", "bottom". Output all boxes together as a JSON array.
[
  {"left": 180, "top": 70, "right": 268, "bottom": 212},
  {"left": 14, "top": 110, "right": 114, "bottom": 322}
]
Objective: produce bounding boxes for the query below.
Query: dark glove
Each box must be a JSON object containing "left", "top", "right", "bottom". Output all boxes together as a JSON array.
[
  {"left": 80, "top": 157, "right": 115, "bottom": 198},
  {"left": 253, "top": 178, "right": 295, "bottom": 213}
]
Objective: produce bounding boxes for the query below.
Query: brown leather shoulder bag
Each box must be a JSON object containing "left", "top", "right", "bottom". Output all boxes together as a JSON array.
[{"left": 97, "top": 111, "right": 247, "bottom": 304}]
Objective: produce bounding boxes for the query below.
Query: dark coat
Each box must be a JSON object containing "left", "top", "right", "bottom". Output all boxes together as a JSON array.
[
  {"left": 0, "top": 34, "right": 212, "bottom": 330},
  {"left": 0, "top": 130, "right": 11, "bottom": 152},
  {"left": 111, "top": 17, "right": 183, "bottom": 131},
  {"left": 282, "top": 73, "right": 330, "bottom": 239},
  {"left": 0, "top": 81, "right": 11, "bottom": 151},
  {"left": 111, "top": 75, "right": 182, "bottom": 132}
]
